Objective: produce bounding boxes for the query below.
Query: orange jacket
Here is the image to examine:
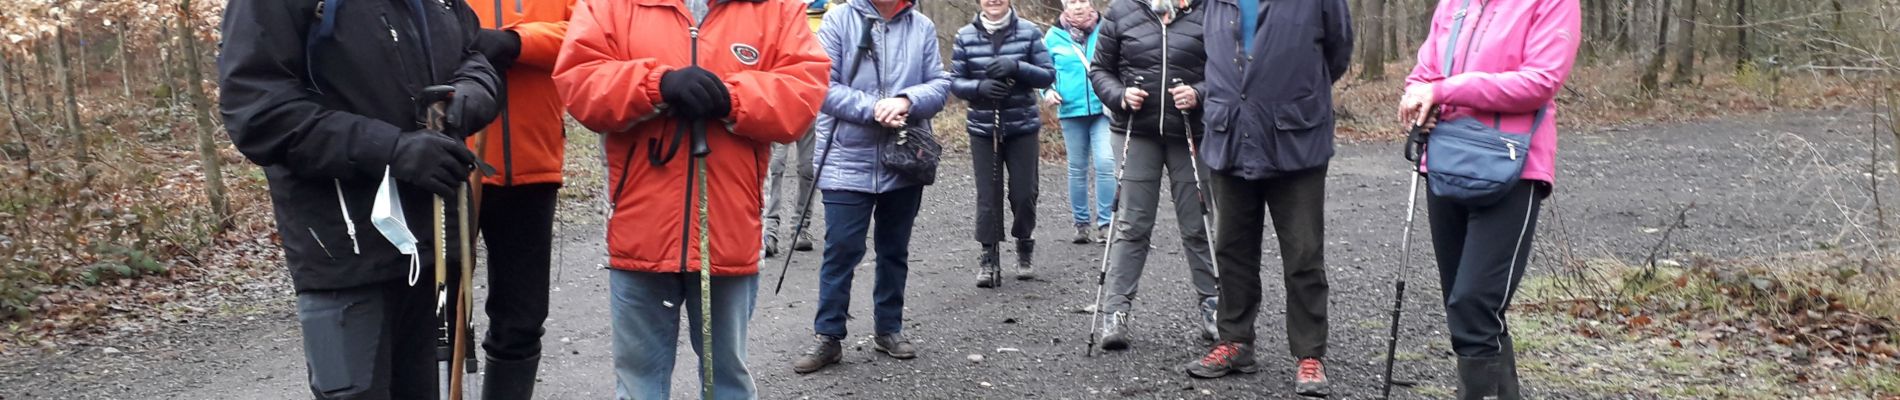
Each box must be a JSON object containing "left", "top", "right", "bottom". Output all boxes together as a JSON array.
[
  {"left": 554, "top": 0, "right": 828, "bottom": 276},
  {"left": 467, "top": 0, "right": 575, "bottom": 186}
]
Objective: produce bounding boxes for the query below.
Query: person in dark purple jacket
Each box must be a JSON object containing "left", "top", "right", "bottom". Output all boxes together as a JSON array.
[{"left": 1183, "top": 0, "right": 1351, "bottom": 397}]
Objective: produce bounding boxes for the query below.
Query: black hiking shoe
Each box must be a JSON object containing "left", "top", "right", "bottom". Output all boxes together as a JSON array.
[
  {"left": 1185, "top": 341, "right": 1258, "bottom": 379},
  {"left": 1456, "top": 356, "right": 1503, "bottom": 400},
  {"left": 792, "top": 335, "right": 842, "bottom": 374},
  {"left": 1497, "top": 335, "right": 1522, "bottom": 399},
  {"left": 1198, "top": 297, "right": 1219, "bottom": 341},
  {"left": 792, "top": 231, "right": 816, "bottom": 252},
  {"left": 1295, "top": 358, "right": 1330, "bottom": 397},
  {"left": 1014, "top": 240, "right": 1035, "bottom": 280},
  {"left": 873, "top": 332, "right": 917, "bottom": 360},
  {"left": 1099, "top": 311, "right": 1131, "bottom": 351},
  {"left": 975, "top": 244, "right": 1002, "bottom": 288}
]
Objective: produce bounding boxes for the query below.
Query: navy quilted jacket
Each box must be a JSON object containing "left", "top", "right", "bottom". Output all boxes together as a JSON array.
[{"left": 949, "top": 11, "right": 1056, "bottom": 139}]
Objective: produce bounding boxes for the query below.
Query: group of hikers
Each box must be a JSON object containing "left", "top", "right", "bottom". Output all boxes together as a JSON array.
[{"left": 215, "top": 0, "right": 1578, "bottom": 397}]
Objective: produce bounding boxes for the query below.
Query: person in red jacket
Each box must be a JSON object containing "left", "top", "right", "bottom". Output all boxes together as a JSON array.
[
  {"left": 553, "top": 0, "right": 828, "bottom": 397},
  {"left": 462, "top": 0, "right": 574, "bottom": 398}
]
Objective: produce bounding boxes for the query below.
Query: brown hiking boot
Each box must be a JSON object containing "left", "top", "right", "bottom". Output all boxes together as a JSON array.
[
  {"left": 791, "top": 335, "right": 841, "bottom": 374},
  {"left": 1185, "top": 341, "right": 1257, "bottom": 378},
  {"left": 1295, "top": 358, "right": 1330, "bottom": 397},
  {"left": 873, "top": 332, "right": 917, "bottom": 359}
]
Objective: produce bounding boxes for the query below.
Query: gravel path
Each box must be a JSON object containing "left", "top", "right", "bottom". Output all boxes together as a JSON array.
[{"left": 2, "top": 110, "right": 1885, "bottom": 399}]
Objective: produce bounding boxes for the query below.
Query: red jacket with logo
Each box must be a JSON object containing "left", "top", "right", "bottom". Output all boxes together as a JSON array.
[{"left": 554, "top": 0, "right": 829, "bottom": 276}]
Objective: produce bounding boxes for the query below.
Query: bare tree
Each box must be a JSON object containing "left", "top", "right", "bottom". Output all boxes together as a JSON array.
[
  {"left": 57, "top": 26, "right": 85, "bottom": 164},
  {"left": 1640, "top": 0, "right": 1673, "bottom": 92},
  {"left": 1671, "top": 0, "right": 1698, "bottom": 85},
  {"left": 1360, "top": 0, "right": 1388, "bottom": 81},
  {"left": 179, "top": 0, "right": 228, "bottom": 230}
]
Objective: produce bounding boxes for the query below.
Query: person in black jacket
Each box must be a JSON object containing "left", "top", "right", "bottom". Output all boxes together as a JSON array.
[
  {"left": 1086, "top": 0, "right": 1217, "bottom": 352},
  {"left": 949, "top": 0, "right": 1055, "bottom": 289},
  {"left": 218, "top": 0, "right": 501, "bottom": 397}
]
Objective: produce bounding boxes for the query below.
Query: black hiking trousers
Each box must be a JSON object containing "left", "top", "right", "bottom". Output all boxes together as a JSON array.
[
  {"left": 1429, "top": 181, "right": 1547, "bottom": 358},
  {"left": 476, "top": 183, "right": 559, "bottom": 362},
  {"left": 972, "top": 133, "right": 1041, "bottom": 244},
  {"left": 297, "top": 279, "right": 438, "bottom": 400},
  {"left": 1210, "top": 165, "right": 1330, "bottom": 359}
]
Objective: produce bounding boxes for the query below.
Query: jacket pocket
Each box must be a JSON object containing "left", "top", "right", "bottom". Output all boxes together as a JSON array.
[{"left": 1270, "top": 94, "right": 1332, "bottom": 133}]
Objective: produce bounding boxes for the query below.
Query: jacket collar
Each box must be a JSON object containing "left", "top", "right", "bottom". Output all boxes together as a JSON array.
[
  {"left": 968, "top": 7, "right": 1020, "bottom": 31},
  {"left": 630, "top": 0, "right": 766, "bottom": 6},
  {"left": 850, "top": 0, "right": 917, "bottom": 21}
]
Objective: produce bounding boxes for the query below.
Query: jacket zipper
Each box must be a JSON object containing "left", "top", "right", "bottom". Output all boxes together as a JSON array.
[
  {"left": 333, "top": 180, "right": 361, "bottom": 255},
  {"left": 379, "top": 15, "right": 419, "bottom": 94}
]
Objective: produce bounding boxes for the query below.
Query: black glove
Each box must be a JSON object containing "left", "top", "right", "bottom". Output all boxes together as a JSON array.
[
  {"left": 444, "top": 78, "right": 500, "bottom": 138},
  {"left": 474, "top": 29, "right": 522, "bottom": 72},
  {"left": 658, "top": 66, "right": 733, "bottom": 120},
  {"left": 985, "top": 57, "right": 1020, "bottom": 80},
  {"left": 389, "top": 130, "right": 478, "bottom": 198},
  {"left": 978, "top": 80, "right": 1011, "bottom": 101}
]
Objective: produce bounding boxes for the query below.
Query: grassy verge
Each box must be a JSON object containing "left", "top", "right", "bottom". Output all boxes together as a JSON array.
[{"left": 1512, "top": 253, "right": 1899, "bottom": 398}]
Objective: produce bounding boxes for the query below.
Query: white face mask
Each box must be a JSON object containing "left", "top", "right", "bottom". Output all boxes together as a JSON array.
[{"left": 370, "top": 167, "right": 424, "bottom": 286}]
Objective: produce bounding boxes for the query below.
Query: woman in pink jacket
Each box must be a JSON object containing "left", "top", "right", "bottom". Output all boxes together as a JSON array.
[{"left": 1397, "top": 0, "right": 1579, "bottom": 397}]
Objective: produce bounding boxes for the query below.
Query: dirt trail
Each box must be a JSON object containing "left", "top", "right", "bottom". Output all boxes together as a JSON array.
[{"left": 1, "top": 110, "right": 1884, "bottom": 399}]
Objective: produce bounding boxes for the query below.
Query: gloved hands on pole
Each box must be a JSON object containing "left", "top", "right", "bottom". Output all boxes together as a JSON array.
[
  {"left": 985, "top": 56, "right": 1020, "bottom": 80},
  {"left": 977, "top": 79, "right": 1011, "bottom": 101},
  {"left": 660, "top": 66, "right": 734, "bottom": 120},
  {"left": 445, "top": 78, "right": 501, "bottom": 138},
  {"left": 390, "top": 130, "right": 479, "bottom": 197}
]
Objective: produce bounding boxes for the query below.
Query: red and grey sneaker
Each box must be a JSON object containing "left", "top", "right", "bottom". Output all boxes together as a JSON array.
[
  {"left": 1295, "top": 357, "right": 1330, "bottom": 397},
  {"left": 1185, "top": 341, "right": 1258, "bottom": 379}
]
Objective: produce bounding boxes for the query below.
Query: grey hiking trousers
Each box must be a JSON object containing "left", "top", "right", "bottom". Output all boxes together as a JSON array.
[{"left": 1103, "top": 134, "right": 1219, "bottom": 314}]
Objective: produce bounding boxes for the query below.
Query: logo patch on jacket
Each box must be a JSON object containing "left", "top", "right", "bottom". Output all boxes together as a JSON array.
[{"left": 731, "top": 44, "right": 762, "bottom": 66}]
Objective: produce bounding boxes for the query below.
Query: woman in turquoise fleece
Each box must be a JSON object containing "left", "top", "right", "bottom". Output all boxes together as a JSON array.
[{"left": 1043, "top": 0, "right": 1113, "bottom": 244}]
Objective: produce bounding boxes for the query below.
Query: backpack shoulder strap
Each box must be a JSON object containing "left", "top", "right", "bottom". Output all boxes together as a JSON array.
[{"left": 305, "top": 0, "right": 345, "bottom": 92}]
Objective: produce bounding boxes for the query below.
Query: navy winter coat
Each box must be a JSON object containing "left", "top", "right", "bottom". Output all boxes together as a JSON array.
[
  {"left": 1200, "top": 0, "right": 1353, "bottom": 179},
  {"left": 949, "top": 12, "right": 1056, "bottom": 139}
]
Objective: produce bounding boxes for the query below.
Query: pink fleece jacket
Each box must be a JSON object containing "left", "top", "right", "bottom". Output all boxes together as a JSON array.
[{"left": 1405, "top": 0, "right": 1582, "bottom": 184}]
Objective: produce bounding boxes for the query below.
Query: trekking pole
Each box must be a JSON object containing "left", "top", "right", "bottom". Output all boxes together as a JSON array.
[
  {"left": 685, "top": 26, "right": 716, "bottom": 400},
  {"left": 773, "top": 15, "right": 876, "bottom": 294},
  {"left": 417, "top": 84, "right": 475, "bottom": 400},
  {"left": 1086, "top": 75, "right": 1142, "bottom": 356},
  {"left": 1381, "top": 114, "right": 1435, "bottom": 399},
  {"left": 986, "top": 82, "right": 1007, "bottom": 289},
  {"left": 1172, "top": 79, "right": 1220, "bottom": 275}
]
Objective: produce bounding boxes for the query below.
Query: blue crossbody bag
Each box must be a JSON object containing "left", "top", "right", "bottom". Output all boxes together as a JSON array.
[{"left": 1424, "top": 0, "right": 1545, "bottom": 207}]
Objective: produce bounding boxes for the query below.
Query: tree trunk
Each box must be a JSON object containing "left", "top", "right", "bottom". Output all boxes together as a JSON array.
[
  {"left": 1732, "top": 0, "right": 1748, "bottom": 71},
  {"left": 1, "top": 54, "right": 27, "bottom": 160},
  {"left": 57, "top": 26, "right": 86, "bottom": 164},
  {"left": 1639, "top": 0, "right": 1671, "bottom": 93},
  {"left": 180, "top": 0, "right": 230, "bottom": 231},
  {"left": 1671, "top": 0, "right": 1697, "bottom": 85},
  {"left": 1360, "top": 0, "right": 1388, "bottom": 81},
  {"left": 119, "top": 27, "right": 132, "bottom": 99}
]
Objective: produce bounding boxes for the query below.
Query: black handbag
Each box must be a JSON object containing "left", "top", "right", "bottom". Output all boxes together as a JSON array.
[
  {"left": 880, "top": 124, "right": 942, "bottom": 185},
  {"left": 846, "top": 21, "right": 941, "bottom": 186}
]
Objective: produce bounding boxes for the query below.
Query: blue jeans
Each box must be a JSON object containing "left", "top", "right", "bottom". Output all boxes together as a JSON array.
[
  {"left": 1061, "top": 115, "right": 1115, "bottom": 228},
  {"left": 610, "top": 270, "right": 759, "bottom": 400},
  {"left": 815, "top": 186, "right": 924, "bottom": 338}
]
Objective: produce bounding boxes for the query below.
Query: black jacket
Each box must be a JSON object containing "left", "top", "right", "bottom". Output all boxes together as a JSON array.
[
  {"left": 1090, "top": 0, "right": 1209, "bottom": 140},
  {"left": 219, "top": 0, "right": 501, "bottom": 291},
  {"left": 949, "top": 11, "right": 1056, "bottom": 139},
  {"left": 1200, "top": 0, "right": 1353, "bottom": 179}
]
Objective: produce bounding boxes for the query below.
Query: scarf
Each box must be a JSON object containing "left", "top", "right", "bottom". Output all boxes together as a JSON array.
[
  {"left": 1061, "top": 9, "right": 1098, "bottom": 34},
  {"left": 981, "top": 9, "right": 1013, "bottom": 33}
]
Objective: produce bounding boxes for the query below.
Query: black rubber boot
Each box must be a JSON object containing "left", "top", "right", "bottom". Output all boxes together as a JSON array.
[
  {"left": 975, "top": 244, "right": 1002, "bottom": 288},
  {"left": 480, "top": 354, "right": 541, "bottom": 400},
  {"left": 1456, "top": 356, "right": 1504, "bottom": 400},
  {"left": 1498, "top": 335, "right": 1522, "bottom": 399},
  {"left": 1014, "top": 240, "right": 1035, "bottom": 280}
]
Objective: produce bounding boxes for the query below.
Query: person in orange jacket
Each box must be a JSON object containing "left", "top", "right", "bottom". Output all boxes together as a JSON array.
[
  {"left": 552, "top": 0, "right": 828, "bottom": 397},
  {"left": 461, "top": 0, "right": 574, "bottom": 398}
]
